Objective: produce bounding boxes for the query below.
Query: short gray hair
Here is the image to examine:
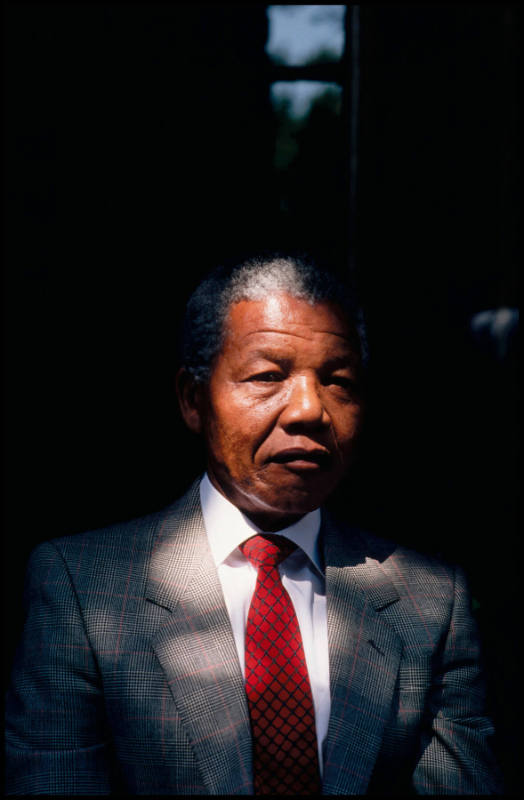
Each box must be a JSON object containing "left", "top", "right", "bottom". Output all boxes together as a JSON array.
[{"left": 181, "top": 252, "right": 368, "bottom": 382}]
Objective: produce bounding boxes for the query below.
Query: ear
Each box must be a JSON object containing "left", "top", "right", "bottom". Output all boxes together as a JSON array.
[{"left": 176, "top": 367, "right": 206, "bottom": 434}]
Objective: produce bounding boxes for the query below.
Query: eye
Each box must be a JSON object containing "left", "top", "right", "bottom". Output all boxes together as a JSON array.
[
  {"left": 327, "top": 375, "right": 359, "bottom": 396},
  {"left": 251, "top": 371, "right": 284, "bottom": 383},
  {"left": 329, "top": 376, "right": 353, "bottom": 388}
]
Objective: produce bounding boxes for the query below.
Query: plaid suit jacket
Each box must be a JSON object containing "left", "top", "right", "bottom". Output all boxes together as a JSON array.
[{"left": 5, "top": 480, "right": 501, "bottom": 795}]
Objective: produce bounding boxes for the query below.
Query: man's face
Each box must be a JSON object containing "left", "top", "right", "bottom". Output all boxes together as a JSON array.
[{"left": 185, "top": 293, "right": 363, "bottom": 531}]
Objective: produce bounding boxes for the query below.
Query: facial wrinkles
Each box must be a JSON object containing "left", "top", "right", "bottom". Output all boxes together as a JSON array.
[
  {"left": 228, "top": 292, "right": 349, "bottom": 339},
  {"left": 232, "top": 332, "right": 355, "bottom": 374},
  {"left": 243, "top": 326, "right": 352, "bottom": 343},
  {"left": 328, "top": 417, "right": 347, "bottom": 468},
  {"left": 256, "top": 374, "right": 347, "bottom": 466},
  {"left": 221, "top": 349, "right": 355, "bottom": 460},
  {"left": 222, "top": 306, "right": 354, "bottom": 410},
  {"left": 201, "top": 295, "right": 362, "bottom": 526}
]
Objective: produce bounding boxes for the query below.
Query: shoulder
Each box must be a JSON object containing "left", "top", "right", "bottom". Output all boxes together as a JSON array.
[
  {"left": 324, "top": 515, "right": 478, "bottom": 649},
  {"left": 360, "top": 527, "right": 458, "bottom": 587},
  {"left": 323, "top": 509, "right": 461, "bottom": 597},
  {"left": 26, "top": 479, "right": 202, "bottom": 596},
  {"left": 351, "top": 528, "right": 477, "bottom": 632}
]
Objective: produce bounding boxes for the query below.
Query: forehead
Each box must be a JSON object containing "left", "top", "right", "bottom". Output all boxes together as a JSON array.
[{"left": 221, "top": 293, "right": 356, "bottom": 351}]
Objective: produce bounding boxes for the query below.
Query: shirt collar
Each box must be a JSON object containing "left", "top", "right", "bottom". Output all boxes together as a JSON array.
[{"left": 199, "top": 473, "right": 324, "bottom": 576}]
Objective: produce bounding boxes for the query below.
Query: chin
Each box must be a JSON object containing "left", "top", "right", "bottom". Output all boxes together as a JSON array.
[
  {"left": 229, "top": 470, "right": 337, "bottom": 522},
  {"left": 273, "top": 475, "right": 340, "bottom": 511},
  {"left": 265, "top": 490, "right": 326, "bottom": 518}
]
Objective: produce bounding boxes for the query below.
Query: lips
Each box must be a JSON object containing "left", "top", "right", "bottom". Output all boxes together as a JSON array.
[{"left": 271, "top": 448, "right": 332, "bottom": 470}]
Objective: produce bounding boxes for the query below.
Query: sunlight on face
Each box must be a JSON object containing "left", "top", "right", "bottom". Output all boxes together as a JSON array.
[{"left": 201, "top": 293, "right": 363, "bottom": 531}]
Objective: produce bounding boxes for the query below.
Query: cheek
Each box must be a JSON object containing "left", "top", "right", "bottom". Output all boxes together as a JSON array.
[
  {"left": 331, "top": 404, "right": 363, "bottom": 447},
  {"left": 206, "top": 414, "right": 241, "bottom": 456},
  {"left": 205, "top": 397, "right": 273, "bottom": 460},
  {"left": 222, "top": 392, "right": 283, "bottom": 439}
]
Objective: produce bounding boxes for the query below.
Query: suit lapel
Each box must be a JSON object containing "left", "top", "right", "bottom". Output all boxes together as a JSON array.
[
  {"left": 322, "top": 512, "right": 403, "bottom": 795},
  {"left": 146, "top": 480, "right": 253, "bottom": 795},
  {"left": 145, "top": 485, "right": 403, "bottom": 795}
]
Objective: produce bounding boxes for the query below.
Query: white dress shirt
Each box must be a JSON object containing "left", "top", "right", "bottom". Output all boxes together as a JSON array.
[{"left": 199, "top": 473, "right": 330, "bottom": 773}]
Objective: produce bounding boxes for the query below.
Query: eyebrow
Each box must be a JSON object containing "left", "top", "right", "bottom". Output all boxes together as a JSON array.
[
  {"left": 323, "top": 354, "right": 359, "bottom": 369},
  {"left": 242, "top": 349, "right": 292, "bottom": 363},
  {"left": 245, "top": 327, "right": 352, "bottom": 342},
  {"left": 242, "top": 350, "right": 359, "bottom": 369}
]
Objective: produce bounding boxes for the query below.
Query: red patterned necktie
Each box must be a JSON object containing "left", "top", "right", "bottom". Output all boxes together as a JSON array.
[{"left": 240, "top": 534, "right": 321, "bottom": 795}]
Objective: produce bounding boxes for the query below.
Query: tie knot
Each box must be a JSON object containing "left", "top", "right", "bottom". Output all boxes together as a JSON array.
[{"left": 240, "top": 534, "right": 297, "bottom": 569}]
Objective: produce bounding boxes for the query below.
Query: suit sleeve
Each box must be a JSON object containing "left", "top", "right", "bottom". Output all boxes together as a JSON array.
[
  {"left": 5, "top": 541, "right": 118, "bottom": 795},
  {"left": 411, "top": 565, "right": 503, "bottom": 794}
]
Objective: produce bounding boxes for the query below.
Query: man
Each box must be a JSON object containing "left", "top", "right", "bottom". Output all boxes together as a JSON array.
[{"left": 6, "top": 254, "right": 501, "bottom": 794}]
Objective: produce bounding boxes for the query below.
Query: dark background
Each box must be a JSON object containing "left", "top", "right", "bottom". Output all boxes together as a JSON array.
[{"left": 3, "top": 3, "right": 519, "bottom": 793}]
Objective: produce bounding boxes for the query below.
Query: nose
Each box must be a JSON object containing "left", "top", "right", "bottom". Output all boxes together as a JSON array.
[{"left": 279, "top": 375, "right": 329, "bottom": 430}]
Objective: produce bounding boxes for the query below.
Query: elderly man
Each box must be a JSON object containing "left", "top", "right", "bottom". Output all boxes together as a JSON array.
[{"left": 6, "top": 254, "right": 501, "bottom": 795}]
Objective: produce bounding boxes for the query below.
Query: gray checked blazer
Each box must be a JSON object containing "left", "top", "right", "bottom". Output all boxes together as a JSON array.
[{"left": 5, "top": 479, "right": 501, "bottom": 795}]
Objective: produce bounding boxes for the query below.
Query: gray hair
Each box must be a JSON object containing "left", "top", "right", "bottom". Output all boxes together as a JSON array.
[{"left": 181, "top": 252, "right": 368, "bottom": 382}]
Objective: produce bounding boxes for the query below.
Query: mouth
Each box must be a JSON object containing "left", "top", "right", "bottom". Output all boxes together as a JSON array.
[{"left": 270, "top": 448, "right": 332, "bottom": 471}]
